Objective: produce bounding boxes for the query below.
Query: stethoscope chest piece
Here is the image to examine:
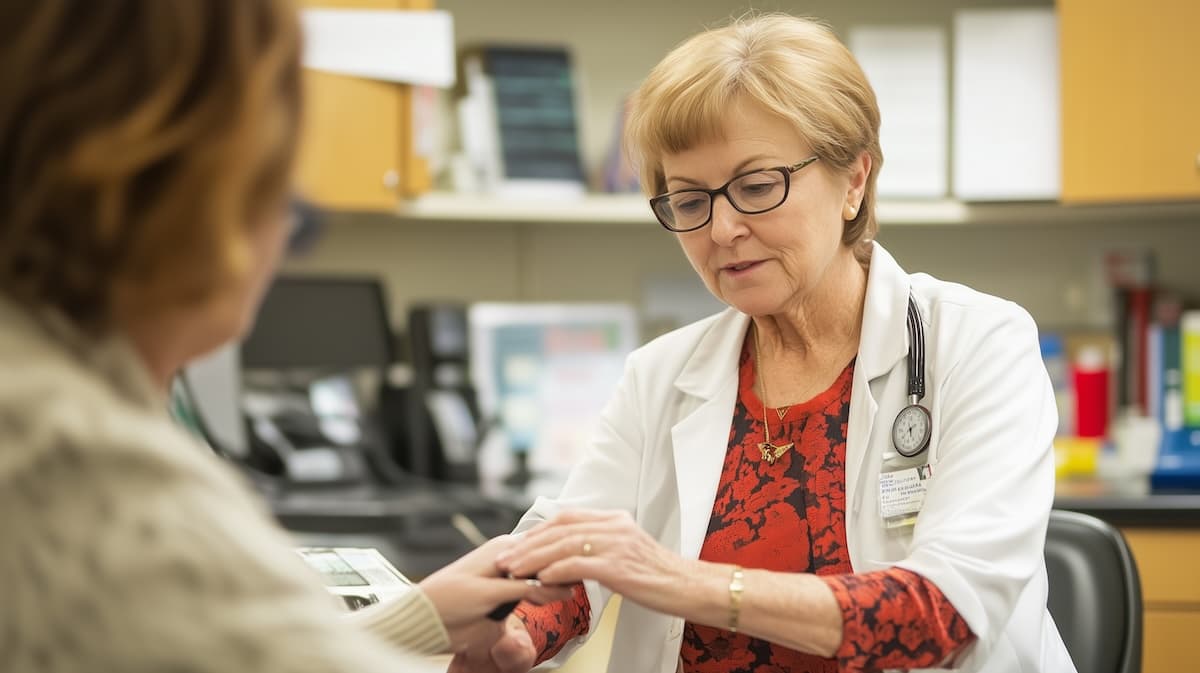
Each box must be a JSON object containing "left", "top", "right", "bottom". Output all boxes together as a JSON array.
[
  {"left": 892, "top": 399, "right": 932, "bottom": 458},
  {"left": 892, "top": 296, "right": 932, "bottom": 459}
]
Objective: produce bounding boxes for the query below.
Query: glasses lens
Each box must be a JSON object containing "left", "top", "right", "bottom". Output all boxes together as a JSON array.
[
  {"left": 729, "top": 170, "right": 787, "bottom": 212},
  {"left": 654, "top": 191, "right": 711, "bottom": 231}
]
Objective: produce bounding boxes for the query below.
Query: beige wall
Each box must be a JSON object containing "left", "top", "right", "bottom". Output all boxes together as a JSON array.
[
  {"left": 285, "top": 212, "right": 1200, "bottom": 335},
  {"left": 283, "top": 212, "right": 693, "bottom": 323}
]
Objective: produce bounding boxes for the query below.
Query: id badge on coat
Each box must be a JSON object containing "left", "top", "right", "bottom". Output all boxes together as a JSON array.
[{"left": 878, "top": 464, "right": 933, "bottom": 529}]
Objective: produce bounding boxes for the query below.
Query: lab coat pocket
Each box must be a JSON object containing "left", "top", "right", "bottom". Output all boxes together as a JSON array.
[
  {"left": 859, "top": 523, "right": 916, "bottom": 571},
  {"left": 860, "top": 558, "right": 896, "bottom": 571}
]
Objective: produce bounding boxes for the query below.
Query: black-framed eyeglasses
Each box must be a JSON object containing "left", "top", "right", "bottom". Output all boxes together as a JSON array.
[{"left": 649, "top": 156, "right": 820, "bottom": 232}]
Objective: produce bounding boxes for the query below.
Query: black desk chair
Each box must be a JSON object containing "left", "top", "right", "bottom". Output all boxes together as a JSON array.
[{"left": 1045, "top": 510, "right": 1143, "bottom": 673}]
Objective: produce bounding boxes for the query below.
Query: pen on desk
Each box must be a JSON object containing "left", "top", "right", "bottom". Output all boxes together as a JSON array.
[
  {"left": 450, "top": 513, "right": 530, "bottom": 621},
  {"left": 450, "top": 513, "right": 489, "bottom": 547}
]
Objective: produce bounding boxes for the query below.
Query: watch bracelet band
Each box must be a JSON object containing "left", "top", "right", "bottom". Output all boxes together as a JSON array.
[{"left": 728, "top": 565, "right": 745, "bottom": 633}]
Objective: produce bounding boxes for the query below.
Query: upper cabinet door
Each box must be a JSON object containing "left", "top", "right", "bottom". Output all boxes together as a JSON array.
[
  {"left": 1060, "top": 0, "right": 1200, "bottom": 203},
  {"left": 295, "top": 70, "right": 406, "bottom": 210},
  {"left": 293, "top": 0, "right": 433, "bottom": 211}
]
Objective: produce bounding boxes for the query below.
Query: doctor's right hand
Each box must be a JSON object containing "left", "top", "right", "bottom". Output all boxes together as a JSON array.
[{"left": 447, "top": 613, "right": 537, "bottom": 673}]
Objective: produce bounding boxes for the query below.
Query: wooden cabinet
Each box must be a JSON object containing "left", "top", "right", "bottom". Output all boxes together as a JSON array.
[
  {"left": 294, "top": 0, "right": 433, "bottom": 210},
  {"left": 1059, "top": 0, "right": 1200, "bottom": 203},
  {"left": 1120, "top": 528, "right": 1200, "bottom": 673}
]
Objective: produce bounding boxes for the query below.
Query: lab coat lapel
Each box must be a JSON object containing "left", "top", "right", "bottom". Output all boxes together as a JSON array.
[
  {"left": 671, "top": 309, "right": 749, "bottom": 561},
  {"left": 845, "top": 244, "right": 911, "bottom": 518},
  {"left": 667, "top": 244, "right": 913, "bottom": 563}
]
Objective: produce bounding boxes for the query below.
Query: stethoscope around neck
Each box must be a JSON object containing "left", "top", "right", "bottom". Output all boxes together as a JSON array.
[{"left": 891, "top": 295, "right": 932, "bottom": 458}]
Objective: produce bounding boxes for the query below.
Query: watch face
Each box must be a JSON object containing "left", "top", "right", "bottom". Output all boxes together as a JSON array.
[{"left": 892, "top": 404, "right": 932, "bottom": 457}]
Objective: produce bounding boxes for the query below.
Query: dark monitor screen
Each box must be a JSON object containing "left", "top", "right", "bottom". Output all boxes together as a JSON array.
[{"left": 241, "top": 276, "right": 393, "bottom": 371}]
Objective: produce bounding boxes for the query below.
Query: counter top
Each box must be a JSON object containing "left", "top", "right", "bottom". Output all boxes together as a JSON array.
[
  {"left": 1054, "top": 480, "right": 1200, "bottom": 527},
  {"left": 261, "top": 480, "right": 1200, "bottom": 530}
]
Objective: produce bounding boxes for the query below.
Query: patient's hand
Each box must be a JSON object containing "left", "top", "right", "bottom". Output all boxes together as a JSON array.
[
  {"left": 447, "top": 614, "right": 537, "bottom": 673},
  {"left": 420, "top": 535, "right": 570, "bottom": 653}
]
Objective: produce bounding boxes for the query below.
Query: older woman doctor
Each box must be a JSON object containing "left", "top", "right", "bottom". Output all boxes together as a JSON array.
[{"left": 472, "top": 14, "right": 1076, "bottom": 673}]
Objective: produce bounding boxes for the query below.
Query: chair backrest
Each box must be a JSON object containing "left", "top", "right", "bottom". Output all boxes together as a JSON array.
[{"left": 1044, "top": 509, "right": 1143, "bottom": 673}]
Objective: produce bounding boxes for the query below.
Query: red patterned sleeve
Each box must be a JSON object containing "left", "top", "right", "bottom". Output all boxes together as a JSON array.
[
  {"left": 512, "top": 584, "right": 592, "bottom": 665},
  {"left": 823, "top": 567, "right": 975, "bottom": 672}
]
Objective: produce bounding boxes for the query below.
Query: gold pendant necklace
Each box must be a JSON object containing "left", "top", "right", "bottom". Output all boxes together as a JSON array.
[{"left": 754, "top": 327, "right": 794, "bottom": 465}]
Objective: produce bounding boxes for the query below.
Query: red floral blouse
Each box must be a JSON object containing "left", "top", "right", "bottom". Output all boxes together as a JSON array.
[{"left": 516, "top": 339, "right": 973, "bottom": 672}]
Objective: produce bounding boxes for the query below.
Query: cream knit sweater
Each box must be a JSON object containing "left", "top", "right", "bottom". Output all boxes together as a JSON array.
[{"left": 0, "top": 297, "right": 450, "bottom": 672}]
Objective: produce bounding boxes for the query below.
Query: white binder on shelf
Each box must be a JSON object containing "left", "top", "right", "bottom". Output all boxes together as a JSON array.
[
  {"left": 952, "top": 8, "right": 1060, "bottom": 201},
  {"left": 850, "top": 25, "right": 948, "bottom": 199}
]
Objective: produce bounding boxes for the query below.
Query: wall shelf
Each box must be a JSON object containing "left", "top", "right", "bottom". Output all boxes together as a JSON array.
[
  {"left": 397, "top": 192, "right": 654, "bottom": 225},
  {"left": 395, "top": 191, "right": 1200, "bottom": 227}
]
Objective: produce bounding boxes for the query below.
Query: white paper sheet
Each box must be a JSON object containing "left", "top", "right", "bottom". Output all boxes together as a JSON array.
[
  {"left": 296, "top": 547, "right": 414, "bottom": 611},
  {"left": 850, "top": 26, "right": 948, "bottom": 198},
  {"left": 300, "top": 9, "right": 455, "bottom": 88},
  {"left": 952, "top": 8, "right": 1060, "bottom": 200}
]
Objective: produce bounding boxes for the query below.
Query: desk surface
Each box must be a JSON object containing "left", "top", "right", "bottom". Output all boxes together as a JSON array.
[
  {"left": 265, "top": 482, "right": 524, "bottom": 578},
  {"left": 268, "top": 482, "right": 519, "bottom": 519}
]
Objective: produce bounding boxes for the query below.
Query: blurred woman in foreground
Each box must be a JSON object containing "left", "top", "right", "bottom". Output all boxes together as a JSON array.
[{"left": 0, "top": 2, "right": 561, "bottom": 671}]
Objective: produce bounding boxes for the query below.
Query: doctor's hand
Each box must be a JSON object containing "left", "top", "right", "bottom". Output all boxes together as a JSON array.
[
  {"left": 495, "top": 509, "right": 691, "bottom": 616},
  {"left": 447, "top": 613, "right": 537, "bottom": 673},
  {"left": 419, "top": 535, "right": 571, "bottom": 653}
]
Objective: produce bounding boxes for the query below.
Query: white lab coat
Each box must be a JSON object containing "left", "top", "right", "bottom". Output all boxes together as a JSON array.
[{"left": 516, "top": 243, "right": 1076, "bottom": 673}]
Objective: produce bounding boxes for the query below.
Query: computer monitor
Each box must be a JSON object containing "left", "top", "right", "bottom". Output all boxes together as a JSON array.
[
  {"left": 178, "top": 343, "right": 249, "bottom": 458},
  {"left": 241, "top": 276, "right": 394, "bottom": 372},
  {"left": 468, "top": 303, "right": 638, "bottom": 486}
]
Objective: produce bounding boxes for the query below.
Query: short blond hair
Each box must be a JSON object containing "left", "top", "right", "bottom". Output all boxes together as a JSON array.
[
  {"left": 626, "top": 14, "right": 882, "bottom": 261},
  {"left": 0, "top": 1, "right": 303, "bottom": 334}
]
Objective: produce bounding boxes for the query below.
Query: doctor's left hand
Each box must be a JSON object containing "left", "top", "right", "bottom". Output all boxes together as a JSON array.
[{"left": 495, "top": 509, "right": 691, "bottom": 616}]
